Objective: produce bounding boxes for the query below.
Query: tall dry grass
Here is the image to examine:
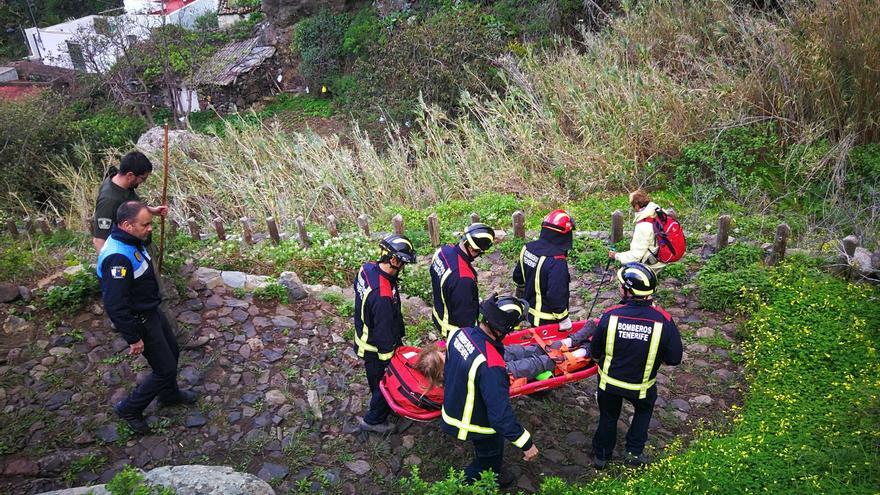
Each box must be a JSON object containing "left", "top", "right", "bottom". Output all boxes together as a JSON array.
[{"left": 44, "top": 0, "right": 878, "bottom": 230}]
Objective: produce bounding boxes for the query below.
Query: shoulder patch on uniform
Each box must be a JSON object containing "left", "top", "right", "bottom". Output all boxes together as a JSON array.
[
  {"left": 554, "top": 255, "right": 567, "bottom": 260},
  {"left": 379, "top": 275, "right": 393, "bottom": 298},
  {"left": 97, "top": 218, "right": 112, "bottom": 230},
  {"left": 110, "top": 266, "right": 127, "bottom": 279},
  {"left": 457, "top": 256, "right": 475, "bottom": 279},
  {"left": 133, "top": 251, "right": 142, "bottom": 262},
  {"left": 484, "top": 344, "right": 505, "bottom": 368}
]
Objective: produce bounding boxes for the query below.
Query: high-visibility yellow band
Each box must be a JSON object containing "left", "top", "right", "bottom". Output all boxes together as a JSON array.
[
  {"left": 442, "top": 408, "right": 496, "bottom": 437},
  {"left": 597, "top": 368, "right": 656, "bottom": 394},
  {"left": 513, "top": 430, "right": 531, "bottom": 448},
  {"left": 458, "top": 354, "right": 486, "bottom": 440},
  {"left": 528, "top": 307, "right": 569, "bottom": 321},
  {"left": 598, "top": 315, "right": 662, "bottom": 398}
]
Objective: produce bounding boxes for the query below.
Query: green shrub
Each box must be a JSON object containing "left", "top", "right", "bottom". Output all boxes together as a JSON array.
[
  {"left": 71, "top": 108, "right": 147, "bottom": 151},
  {"left": 342, "top": 8, "right": 385, "bottom": 57},
  {"left": 43, "top": 267, "right": 99, "bottom": 314},
  {"left": 400, "top": 264, "right": 432, "bottom": 302},
  {"left": 401, "top": 466, "right": 501, "bottom": 494},
  {"left": 696, "top": 244, "right": 770, "bottom": 311},
  {"left": 658, "top": 261, "right": 687, "bottom": 281},
  {"left": 292, "top": 9, "right": 350, "bottom": 87},
  {"left": 0, "top": 240, "right": 35, "bottom": 282},
  {"left": 701, "top": 244, "right": 765, "bottom": 274},
  {"left": 252, "top": 281, "right": 289, "bottom": 304},
  {"left": 106, "top": 465, "right": 175, "bottom": 495}
]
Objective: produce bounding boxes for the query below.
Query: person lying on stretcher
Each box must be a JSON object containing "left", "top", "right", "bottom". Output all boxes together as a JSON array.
[{"left": 414, "top": 320, "right": 597, "bottom": 388}]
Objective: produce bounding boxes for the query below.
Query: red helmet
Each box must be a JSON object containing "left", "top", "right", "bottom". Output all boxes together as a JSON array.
[{"left": 541, "top": 209, "right": 575, "bottom": 234}]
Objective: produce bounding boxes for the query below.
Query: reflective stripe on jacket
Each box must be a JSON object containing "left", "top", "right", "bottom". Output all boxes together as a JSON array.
[
  {"left": 440, "top": 327, "right": 533, "bottom": 450},
  {"left": 353, "top": 262, "right": 405, "bottom": 361},
  {"left": 590, "top": 299, "right": 683, "bottom": 399},
  {"left": 512, "top": 241, "right": 570, "bottom": 326},
  {"left": 430, "top": 244, "right": 479, "bottom": 338}
]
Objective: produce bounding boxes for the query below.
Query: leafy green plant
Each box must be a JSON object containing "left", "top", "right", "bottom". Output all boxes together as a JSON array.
[
  {"left": 105, "top": 465, "right": 175, "bottom": 495},
  {"left": 252, "top": 282, "right": 289, "bottom": 304},
  {"left": 43, "top": 267, "right": 99, "bottom": 314},
  {"left": 400, "top": 264, "right": 432, "bottom": 302},
  {"left": 63, "top": 454, "right": 107, "bottom": 484},
  {"left": 292, "top": 9, "right": 350, "bottom": 86},
  {"left": 70, "top": 108, "right": 147, "bottom": 151}
]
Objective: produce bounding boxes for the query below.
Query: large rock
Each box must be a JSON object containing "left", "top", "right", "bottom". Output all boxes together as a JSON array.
[
  {"left": 136, "top": 127, "right": 213, "bottom": 156},
  {"left": 278, "top": 271, "right": 308, "bottom": 301},
  {"left": 851, "top": 247, "right": 875, "bottom": 275},
  {"left": 145, "top": 465, "right": 275, "bottom": 495},
  {"left": 193, "top": 267, "right": 223, "bottom": 289},
  {"left": 221, "top": 271, "right": 247, "bottom": 289},
  {"left": 3, "top": 315, "right": 33, "bottom": 335},
  {"left": 0, "top": 282, "right": 21, "bottom": 302}
]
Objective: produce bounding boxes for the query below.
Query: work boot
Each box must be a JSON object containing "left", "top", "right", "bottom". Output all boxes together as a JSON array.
[
  {"left": 624, "top": 452, "right": 651, "bottom": 467},
  {"left": 357, "top": 416, "right": 394, "bottom": 434},
  {"left": 113, "top": 402, "right": 149, "bottom": 435},
  {"left": 592, "top": 454, "right": 608, "bottom": 470},
  {"left": 158, "top": 389, "right": 199, "bottom": 408},
  {"left": 496, "top": 467, "right": 516, "bottom": 488}
]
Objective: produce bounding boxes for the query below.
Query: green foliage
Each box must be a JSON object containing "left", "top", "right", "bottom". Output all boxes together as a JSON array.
[
  {"left": 293, "top": 9, "right": 350, "bottom": 86},
  {"left": 672, "top": 124, "right": 782, "bottom": 201},
  {"left": 228, "top": 11, "right": 265, "bottom": 41},
  {"left": 570, "top": 238, "right": 627, "bottom": 273},
  {"left": 70, "top": 108, "right": 147, "bottom": 151},
  {"left": 252, "top": 281, "right": 289, "bottom": 304},
  {"left": 194, "top": 12, "right": 219, "bottom": 31},
  {"left": 43, "top": 267, "right": 100, "bottom": 314},
  {"left": 106, "top": 465, "right": 176, "bottom": 495},
  {"left": 401, "top": 466, "right": 501, "bottom": 494},
  {"left": 345, "top": 3, "right": 508, "bottom": 119},
  {"left": 63, "top": 454, "right": 106, "bottom": 484},
  {"left": 131, "top": 25, "right": 222, "bottom": 84},
  {"left": 400, "top": 263, "right": 432, "bottom": 302},
  {"left": 0, "top": 239, "right": 35, "bottom": 282},
  {"left": 185, "top": 94, "right": 333, "bottom": 136},
  {"left": 342, "top": 8, "right": 385, "bottom": 57},
  {"left": 696, "top": 244, "right": 771, "bottom": 312},
  {"left": 658, "top": 260, "right": 687, "bottom": 281}
]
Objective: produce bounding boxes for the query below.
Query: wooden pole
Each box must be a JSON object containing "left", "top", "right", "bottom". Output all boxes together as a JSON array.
[
  {"left": 187, "top": 217, "right": 201, "bottom": 241},
  {"left": 296, "top": 216, "right": 310, "bottom": 248},
  {"left": 38, "top": 217, "right": 52, "bottom": 235},
  {"left": 326, "top": 214, "right": 338, "bottom": 237},
  {"left": 611, "top": 210, "right": 624, "bottom": 245},
  {"left": 765, "top": 223, "right": 790, "bottom": 266},
  {"left": 266, "top": 216, "right": 281, "bottom": 245},
  {"left": 470, "top": 212, "right": 480, "bottom": 224},
  {"left": 6, "top": 219, "right": 18, "bottom": 239},
  {"left": 158, "top": 123, "right": 170, "bottom": 273},
  {"left": 55, "top": 218, "right": 66, "bottom": 232},
  {"left": 240, "top": 217, "right": 254, "bottom": 245},
  {"left": 23, "top": 216, "right": 34, "bottom": 234},
  {"left": 85, "top": 215, "right": 94, "bottom": 236},
  {"left": 392, "top": 214, "right": 404, "bottom": 235},
  {"left": 428, "top": 213, "right": 440, "bottom": 247},
  {"left": 512, "top": 211, "right": 525, "bottom": 240},
  {"left": 213, "top": 217, "right": 226, "bottom": 241},
  {"left": 357, "top": 214, "right": 370, "bottom": 237},
  {"left": 716, "top": 215, "right": 731, "bottom": 252}
]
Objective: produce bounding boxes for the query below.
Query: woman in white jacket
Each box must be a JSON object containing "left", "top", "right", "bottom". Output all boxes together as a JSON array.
[{"left": 608, "top": 190, "right": 666, "bottom": 273}]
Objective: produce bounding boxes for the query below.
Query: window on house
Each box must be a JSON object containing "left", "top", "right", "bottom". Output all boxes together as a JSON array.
[{"left": 66, "top": 41, "right": 86, "bottom": 71}]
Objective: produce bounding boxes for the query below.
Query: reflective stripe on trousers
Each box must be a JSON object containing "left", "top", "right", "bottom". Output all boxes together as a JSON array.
[{"left": 599, "top": 315, "right": 663, "bottom": 399}]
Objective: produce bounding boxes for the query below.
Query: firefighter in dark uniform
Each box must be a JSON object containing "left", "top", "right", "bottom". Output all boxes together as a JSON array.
[
  {"left": 97, "top": 201, "right": 197, "bottom": 434},
  {"left": 513, "top": 209, "right": 574, "bottom": 330},
  {"left": 441, "top": 295, "right": 540, "bottom": 487},
  {"left": 354, "top": 234, "right": 417, "bottom": 434},
  {"left": 590, "top": 262, "right": 683, "bottom": 468},
  {"left": 92, "top": 151, "right": 168, "bottom": 252},
  {"left": 430, "top": 223, "right": 495, "bottom": 338}
]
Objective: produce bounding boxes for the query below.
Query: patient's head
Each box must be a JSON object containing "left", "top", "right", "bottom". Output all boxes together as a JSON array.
[{"left": 414, "top": 342, "right": 446, "bottom": 389}]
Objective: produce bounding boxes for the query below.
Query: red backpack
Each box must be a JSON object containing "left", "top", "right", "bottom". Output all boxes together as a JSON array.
[{"left": 641, "top": 208, "right": 686, "bottom": 263}]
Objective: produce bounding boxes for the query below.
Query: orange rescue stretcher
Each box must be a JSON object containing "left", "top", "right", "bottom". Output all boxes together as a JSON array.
[{"left": 379, "top": 319, "right": 599, "bottom": 421}]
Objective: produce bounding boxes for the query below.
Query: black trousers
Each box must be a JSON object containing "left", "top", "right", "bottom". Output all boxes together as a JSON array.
[
  {"left": 592, "top": 386, "right": 657, "bottom": 460},
  {"left": 120, "top": 310, "right": 180, "bottom": 414},
  {"left": 362, "top": 354, "right": 391, "bottom": 425},
  {"left": 464, "top": 434, "right": 505, "bottom": 483}
]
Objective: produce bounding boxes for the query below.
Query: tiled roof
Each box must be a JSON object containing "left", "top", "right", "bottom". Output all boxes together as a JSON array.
[{"left": 194, "top": 37, "right": 275, "bottom": 86}]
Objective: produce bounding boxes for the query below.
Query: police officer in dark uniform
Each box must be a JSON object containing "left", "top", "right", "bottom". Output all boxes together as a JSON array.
[
  {"left": 93, "top": 151, "right": 168, "bottom": 252},
  {"left": 513, "top": 209, "right": 574, "bottom": 330},
  {"left": 97, "top": 201, "right": 197, "bottom": 434},
  {"left": 354, "top": 234, "right": 417, "bottom": 434},
  {"left": 590, "top": 262, "right": 682, "bottom": 468},
  {"left": 441, "top": 295, "right": 540, "bottom": 486},
  {"left": 430, "top": 223, "right": 495, "bottom": 338}
]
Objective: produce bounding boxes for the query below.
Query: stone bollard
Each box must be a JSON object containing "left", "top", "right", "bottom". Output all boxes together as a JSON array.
[
  {"left": 392, "top": 214, "right": 405, "bottom": 235},
  {"left": 326, "top": 214, "right": 338, "bottom": 237},
  {"left": 296, "top": 216, "right": 310, "bottom": 248},
  {"left": 266, "top": 216, "right": 281, "bottom": 245},
  {"left": 512, "top": 211, "right": 525, "bottom": 239},
  {"left": 55, "top": 217, "right": 66, "bottom": 232},
  {"left": 357, "top": 214, "right": 370, "bottom": 237},
  {"left": 428, "top": 213, "right": 440, "bottom": 247},
  {"left": 611, "top": 210, "right": 624, "bottom": 245},
  {"left": 240, "top": 217, "right": 254, "bottom": 245},
  {"left": 6, "top": 219, "right": 18, "bottom": 239},
  {"left": 187, "top": 218, "right": 201, "bottom": 241},
  {"left": 213, "top": 217, "right": 226, "bottom": 241},
  {"left": 765, "top": 223, "right": 790, "bottom": 266},
  {"left": 38, "top": 217, "right": 52, "bottom": 236},
  {"left": 716, "top": 215, "right": 731, "bottom": 252},
  {"left": 470, "top": 212, "right": 480, "bottom": 224}
]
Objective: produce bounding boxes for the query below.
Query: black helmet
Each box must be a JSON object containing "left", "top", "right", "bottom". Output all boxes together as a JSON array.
[
  {"left": 480, "top": 295, "right": 529, "bottom": 338},
  {"left": 379, "top": 234, "right": 416, "bottom": 264},
  {"left": 461, "top": 223, "right": 495, "bottom": 252},
  {"left": 617, "top": 262, "right": 657, "bottom": 297}
]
